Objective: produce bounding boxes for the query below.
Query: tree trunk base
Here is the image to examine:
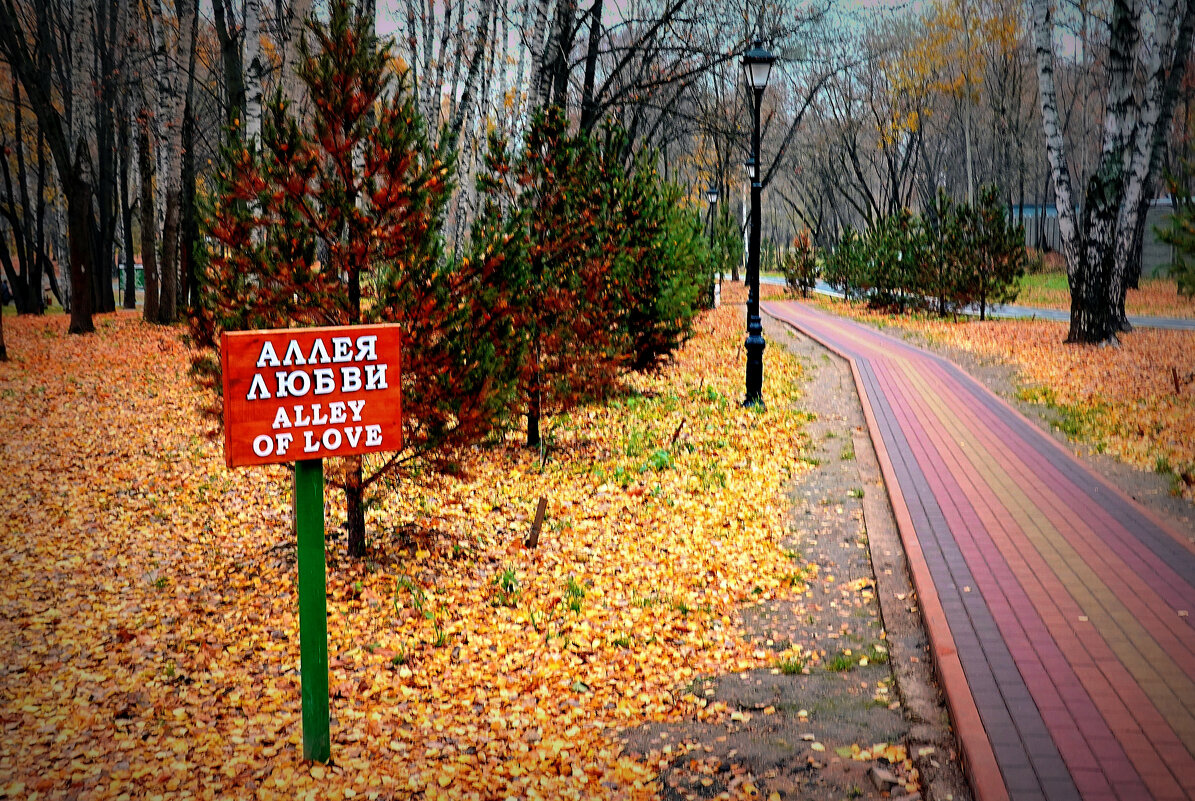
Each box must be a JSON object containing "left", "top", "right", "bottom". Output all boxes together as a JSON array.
[
  {"left": 526, "top": 411, "right": 541, "bottom": 449},
  {"left": 344, "top": 456, "right": 367, "bottom": 558},
  {"left": 1065, "top": 330, "right": 1120, "bottom": 347}
]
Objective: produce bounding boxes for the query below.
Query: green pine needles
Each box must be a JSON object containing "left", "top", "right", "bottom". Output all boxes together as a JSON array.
[
  {"left": 1158, "top": 159, "right": 1195, "bottom": 298},
  {"left": 823, "top": 185, "right": 1026, "bottom": 318}
]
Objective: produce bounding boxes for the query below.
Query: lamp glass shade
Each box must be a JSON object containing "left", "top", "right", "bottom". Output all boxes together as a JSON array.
[
  {"left": 706, "top": 187, "right": 719, "bottom": 205},
  {"left": 742, "top": 41, "right": 776, "bottom": 90}
]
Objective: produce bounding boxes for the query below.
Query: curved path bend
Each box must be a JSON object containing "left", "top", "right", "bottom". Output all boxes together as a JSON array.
[
  {"left": 764, "top": 300, "right": 1195, "bottom": 801},
  {"left": 757, "top": 276, "right": 1195, "bottom": 330}
]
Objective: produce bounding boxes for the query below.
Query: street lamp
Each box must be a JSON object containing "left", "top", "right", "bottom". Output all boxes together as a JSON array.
[
  {"left": 739, "top": 159, "right": 753, "bottom": 282},
  {"left": 706, "top": 185, "right": 719, "bottom": 307},
  {"left": 742, "top": 37, "right": 775, "bottom": 408}
]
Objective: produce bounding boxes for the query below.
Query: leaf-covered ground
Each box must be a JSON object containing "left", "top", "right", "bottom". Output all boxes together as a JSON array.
[
  {"left": 808, "top": 296, "right": 1195, "bottom": 500},
  {"left": 1016, "top": 274, "right": 1195, "bottom": 318},
  {"left": 0, "top": 296, "right": 825, "bottom": 800}
]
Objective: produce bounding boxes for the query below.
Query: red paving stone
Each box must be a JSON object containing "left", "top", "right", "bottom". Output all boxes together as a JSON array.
[{"left": 765, "top": 301, "right": 1195, "bottom": 801}]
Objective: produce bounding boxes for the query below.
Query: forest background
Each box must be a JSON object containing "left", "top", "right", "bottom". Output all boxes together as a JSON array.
[{"left": 1, "top": 0, "right": 1193, "bottom": 342}]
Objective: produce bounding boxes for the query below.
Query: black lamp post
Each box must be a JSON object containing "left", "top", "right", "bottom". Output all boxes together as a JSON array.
[
  {"left": 742, "top": 38, "right": 775, "bottom": 408},
  {"left": 706, "top": 185, "right": 719, "bottom": 307},
  {"left": 741, "top": 159, "right": 753, "bottom": 282}
]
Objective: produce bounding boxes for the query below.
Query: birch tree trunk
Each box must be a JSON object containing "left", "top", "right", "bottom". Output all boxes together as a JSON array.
[
  {"left": 157, "top": 0, "right": 197, "bottom": 324},
  {"left": 243, "top": 0, "right": 265, "bottom": 143},
  {"left": 579, "top": 0, "right": 604, "bottom": 130},
  {"left": 1122, "top": 4, "right": 1194, "bottom": 298},
  {"left": 280, "top": 0, "right": 315, "bottom": 109},
  {"left": 1032, "top": 0, "right": 1192, "bottom": 343},
  {"left": 526, "top": 0, "right": 554, "bottom": 113},
  {"left": 212, "top": 0, "right": 246, "bottom": 129},
  {"left": 138, "top": 114, "right": 159, "bottom": 324},
  {"left": 1108, "top": 0, "right": 1193, "bottom": 327},
  {"left": 513, "top": 0, "right": 538, "bottom": 122},
  {"left": 496, "top": 0, "right": 509, "bottom": 124},
  {"left": 118, "top": 92, "right": 137, "bottom": 310},
  {"left": 428, "top": 2, "right": 453, "bottom": 127},
  {"left": 446, "top": 4, "right": 492, "bottom": 151}
]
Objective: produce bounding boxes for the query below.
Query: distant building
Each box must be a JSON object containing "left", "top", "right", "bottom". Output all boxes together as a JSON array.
[
  {"left": 1014, "top": 200, "right": 1178, "bottom": 278},
  {"left": 115, "top": 257, "right": 145, "bottom": 291}
]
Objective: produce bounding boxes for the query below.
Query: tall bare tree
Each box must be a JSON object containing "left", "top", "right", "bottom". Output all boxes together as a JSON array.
[
  {"left": 152, "top": 0, "right": 198, "bottom": 324},
  {"left": 0, "top": 67, "right": 55, "bottom": 315},
  {"left": 0, "top": 0, "right": 100, "bottom": 333}
]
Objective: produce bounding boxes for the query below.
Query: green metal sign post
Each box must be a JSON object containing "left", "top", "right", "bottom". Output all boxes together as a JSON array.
[
  {"left": 221, "top": 325, "right": 404, "bottom": 765},
  {"left": 294, "top": 459, "right": 330, "bottom": 763}
]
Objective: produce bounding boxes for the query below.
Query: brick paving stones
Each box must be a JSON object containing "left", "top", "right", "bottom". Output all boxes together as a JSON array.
[{"left": 765, "top": 301, "right": 1195, "bottom": 801}]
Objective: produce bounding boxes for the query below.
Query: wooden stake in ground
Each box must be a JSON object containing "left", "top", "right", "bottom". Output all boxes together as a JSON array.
[
  {"left": 1174, "top": 366, "right": 1195, "bottom": 394},
  {"left": 526, "top": 497, "right": 548, "bottom": 548}
]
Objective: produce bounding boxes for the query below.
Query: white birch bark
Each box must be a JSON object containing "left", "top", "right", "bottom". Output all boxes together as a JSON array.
[
  {"left": 157, "top": 0, "right": 196, "bottom": 322},
  {"left": 1034, "top": 0, "right": 1191, "bottom": 340},
  {"left": 1030, "top": 0, "right": 1080, "bottom": 275},
  {"left": 447, "top": 4, "right": 466, "bottom": 124},
  {"left": 421, "top": 0, "right": 435, "bottom": 113},
  {"left": 496, "top": 0, "right": 509, "bottom": 125},
  {"left": 480, "top": 0, "right": 498, "bottom": 124},
  {"left": 280, "top": 0, "right": 315, "bottom": 109},
  {"left": 525, "top": 0, "right": 553, "bottom": 117},
  {"left": 447, "top": 2, "right": 492, "bottom": 147},
  {"left": 513, "top": 0, "right": 537, "bottom": 122},
  {"left": 1101, "top": 0, "right": 1141, "bottom": 165},
  {"left": 429, "top": 2, "right": 453, "bottom": 126},
  {"left": 243, "top": 0, "right": 265, "bottom": 143},
  {"left": 1109, "top": 0, "right": 1183, "bottom": 316}
]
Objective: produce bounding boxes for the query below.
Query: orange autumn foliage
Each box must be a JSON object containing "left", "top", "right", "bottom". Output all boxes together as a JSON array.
[{"left": 0, "top": 305, "right": 825, "bottom": 800}]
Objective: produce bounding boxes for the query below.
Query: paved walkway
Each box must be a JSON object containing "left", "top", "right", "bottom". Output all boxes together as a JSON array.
[
  {"left": 764, "top": 300, "right": 1195, "bottom": 801},
  {"left": 757, "top": 276, "right": 1195, "bottom": 330}
]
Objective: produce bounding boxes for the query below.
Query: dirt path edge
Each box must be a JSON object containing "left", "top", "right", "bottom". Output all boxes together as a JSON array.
[{"left": 766, "top": 306, "right": 984, "bottom": 801}]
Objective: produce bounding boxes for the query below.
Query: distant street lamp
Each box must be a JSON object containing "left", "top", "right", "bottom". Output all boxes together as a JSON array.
[
  {"left": 706, "top": 185, "right": 719, "bottom": 307},
  {"left": 742, "top": 38, "right": 775, "bottom": 407}
]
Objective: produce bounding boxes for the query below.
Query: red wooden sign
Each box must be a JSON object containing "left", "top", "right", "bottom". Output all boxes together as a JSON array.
[{"left": 220, "top": 324, "right": 402, "bottom": 468}]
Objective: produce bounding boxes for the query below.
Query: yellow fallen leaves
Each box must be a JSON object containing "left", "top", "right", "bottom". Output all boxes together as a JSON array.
[
  {"left": 0, "top": 303, "right": 816, "bottom": 799},
  {"left": 848, "top": 742, "right": 906, "bottom": 763},
  {"left": 915, "top": 319, "right": 1195, "bottom": 499}
]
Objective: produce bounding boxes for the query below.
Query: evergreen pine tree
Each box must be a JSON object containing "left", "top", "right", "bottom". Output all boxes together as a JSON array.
[
  {"left": 1158, "top": 160, "right": 1195, "bottom": 297},
  {"left": 194, "top": 0, "right": 504, "bottom": 557}
]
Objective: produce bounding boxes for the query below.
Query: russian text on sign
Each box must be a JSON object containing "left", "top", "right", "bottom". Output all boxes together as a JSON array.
[{"left": 220, "top": 325, "right": 402, "bottom": 468}]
